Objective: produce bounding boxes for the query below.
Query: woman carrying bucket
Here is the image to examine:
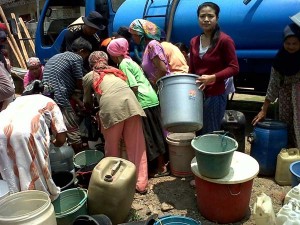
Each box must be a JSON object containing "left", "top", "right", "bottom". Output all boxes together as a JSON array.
[
  {"left": 83, "top": 51, "right": 148, "bottom": 194},
  {"left": 107, "top": 38, "right": 169, "bottom": 178},
  {"left": 189, "top": 2, "right": 239, "bottom": 134},
  {"left": 252, "top": 23, "right": 300, "bottom": 148}
]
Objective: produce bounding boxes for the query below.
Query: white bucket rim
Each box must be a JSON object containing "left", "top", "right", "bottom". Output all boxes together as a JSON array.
[{"left": 0, "top": 190, "right": 50, "bottom": 221}]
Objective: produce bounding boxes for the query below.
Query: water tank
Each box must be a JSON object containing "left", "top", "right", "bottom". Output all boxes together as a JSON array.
[{"left": 113, "top": 0, "right": 300, "bottom": 58}]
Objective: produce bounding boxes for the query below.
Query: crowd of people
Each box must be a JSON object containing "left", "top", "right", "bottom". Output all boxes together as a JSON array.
[{"left": 0, "top": 1, "right": 299, "bottom": 198}]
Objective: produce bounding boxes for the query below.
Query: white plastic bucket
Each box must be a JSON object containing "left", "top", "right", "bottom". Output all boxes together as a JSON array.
[
  {"left": 0, "top": 180, "right": 9, "bottom": 201},
  {"left": 0, "top": 190, "right": 57, "bottom": 225},
  {"left": 166, "top": 132, "right": 195, "bottom": 177}
]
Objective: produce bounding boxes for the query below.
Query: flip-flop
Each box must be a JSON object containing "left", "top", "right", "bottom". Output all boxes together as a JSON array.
[{"left": 150, "top": 170, "right": 170, "bottom": 178}]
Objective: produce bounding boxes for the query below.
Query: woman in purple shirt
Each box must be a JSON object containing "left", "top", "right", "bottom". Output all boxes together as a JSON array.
[{"left": 129, "top": 19, "right": 170, "bottom": 88}]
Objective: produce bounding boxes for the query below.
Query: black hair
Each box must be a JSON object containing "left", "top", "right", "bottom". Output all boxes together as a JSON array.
[
  {"left": 71, "top": 37, "right": 93, "bottom": 53},
  {"left": 175, "top": 42, "right": 189, "bottom": 53},
  {"left": 197, "top": 2, "right": 221, "bottom": 49},
  {"left": 117, "top": 26, "right": 132, "bottom": 40}
]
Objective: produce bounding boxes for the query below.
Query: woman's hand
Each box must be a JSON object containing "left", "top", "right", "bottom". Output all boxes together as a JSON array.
[
  {"left": 252, "top": 110, "right": 266, "bottom": 126},
  {"left": 196, "top": 74, "right": 216, "bottom": 90}
]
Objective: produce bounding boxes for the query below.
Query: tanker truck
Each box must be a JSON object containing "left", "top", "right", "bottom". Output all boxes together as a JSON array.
[{"left": 35, "top": 0, "right": 300, "bottom": 95}]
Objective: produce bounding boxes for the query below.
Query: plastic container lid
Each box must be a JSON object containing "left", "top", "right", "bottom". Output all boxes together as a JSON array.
[
  {"left": 256, "top": 119, "right": 287, "bottom": 129},
  {"left": 191, "top": 151, "right": 259, "bottom": 184}
]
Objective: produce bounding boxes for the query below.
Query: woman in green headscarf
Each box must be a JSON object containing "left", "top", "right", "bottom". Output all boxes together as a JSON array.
[
  {"left": 129, "top": 19, "right": 170, "bottom": 177},
  {"left": 129, "top": 19, "right": 170, "bottom": 86}
]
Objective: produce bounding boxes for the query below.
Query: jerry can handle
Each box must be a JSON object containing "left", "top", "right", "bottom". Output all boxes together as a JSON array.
[
  {"left": 111, "top": 160, "right": 122, "bottom": 176},
  {"left": 247, "top": 132, "right": 255, "bottom": 144}
]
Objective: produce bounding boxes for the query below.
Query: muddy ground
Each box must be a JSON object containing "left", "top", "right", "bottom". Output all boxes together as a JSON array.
[{"left": 128, "top": 95, "right": 292, "bottom": 225}]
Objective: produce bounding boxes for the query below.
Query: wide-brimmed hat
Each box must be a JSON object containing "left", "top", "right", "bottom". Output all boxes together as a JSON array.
[{"left": 83, "top": 11, "right": 106, "bottom": 31}]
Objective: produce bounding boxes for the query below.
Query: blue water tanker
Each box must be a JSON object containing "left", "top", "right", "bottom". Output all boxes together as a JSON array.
[
  {"left": 35, "top": 0, "right": 300, "bottom": 94},
  {"left": 113, "top": 0, "right": 300, "bottom": 93}
]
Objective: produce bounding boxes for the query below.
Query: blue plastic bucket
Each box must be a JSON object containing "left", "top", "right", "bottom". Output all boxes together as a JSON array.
[
  {"left": 157, "top": 74, "right": 203, "bottom": 133},
  {"left": 249, "top": 119, "right": 287, "bottom": 176},
  {"left": 154, "top": 215, "right": 201, "bottom": 225},
  {"left": 191, "top": 134, "right": 238, "bottom": 179},
  {"left": 290, "top": 161, "right": 300, "bottom": 187}
]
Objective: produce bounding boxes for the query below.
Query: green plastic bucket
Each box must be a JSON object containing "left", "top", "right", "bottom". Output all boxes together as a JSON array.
[
  {"left": 191, "top": 134, "right": 238, "bottom": 178},
  {"left": 74, "top": 150, "right": 104, "bottom": 170},
  {"left": 52, "top": 188, "right": 88, "bottom": 225}
]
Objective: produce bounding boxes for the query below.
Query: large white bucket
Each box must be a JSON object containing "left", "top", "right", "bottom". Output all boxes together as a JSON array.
[
  {"left": 166, "top": 132, "right": 195, "bottom": 177},
  {"left": 157, "top": 74, "right": 203, "bottom": 133},
  {"left": 0, "top": 190, "right": 57, "bottom": 225}
]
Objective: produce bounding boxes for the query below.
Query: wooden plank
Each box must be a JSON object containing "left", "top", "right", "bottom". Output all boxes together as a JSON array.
[
  {"left": 11, "top": 13, "right": 29, "bottom": 62},
  {"left": 18, "top": 17, "right": 35, "bottom": 54},
  {"left": 7, "top": 37, "right": 23, "bottom": 68},
  {"left": 0, "top": 6, "right": 26, "bottom": 68}
]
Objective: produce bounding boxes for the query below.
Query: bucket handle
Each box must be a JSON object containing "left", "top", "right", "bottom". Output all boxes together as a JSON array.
[
  {"left": 247, "top": 132, "right": 255, "bottom": 144},
  {"left": 228, "top": 184, "right": 241, "bottom": 196},
  {"left": 55, "top": 188, "right": 88, "bottom": 216},
  {"left": 157, "top": 79, "right": 163, "bottom": 95}
]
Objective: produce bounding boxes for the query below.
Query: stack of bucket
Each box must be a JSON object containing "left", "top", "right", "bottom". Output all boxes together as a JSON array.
[
  {"left": 166, "top": 133, "right": 195, "bottom": 177},
  {"left": 157, "top": 74, "right": 203, "bottom": 177},
  {"left": 191, "top": 134, "right": 259, "bottom": 224}
]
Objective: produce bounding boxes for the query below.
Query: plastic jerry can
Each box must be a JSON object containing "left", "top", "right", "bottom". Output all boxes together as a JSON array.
[
  {"left": 284, "top": 184, "right": 300, "bottom": 205},
  {"left": 221, "top": 110, "right": 246, "bottom": 153},
  {"left": 87, "top": 157, "right": 136, "bottom": 225},
  {"left": 277, "top": 204, "right": 294, "bottom": 225},
  {"left": 253, "top": 193, "right": 276, "bottom": 225},
  {"left": 275, "top": 148, "right": 300, "bottom": 186}
]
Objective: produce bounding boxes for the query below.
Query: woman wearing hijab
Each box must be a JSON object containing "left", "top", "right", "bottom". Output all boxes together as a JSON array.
[
  {"left": 252, "top": 23, "right": 300, "bottom": 148},
  {"left": 23, "top": 57, "right": 44, "bottom": 88},
  {"left": 128, "top": 19, "right": 170, "bottom": 87},
  {"left": 83, "top": 51, "right": 148, "bottom": 193},
  {"left": 107, "top": 38, "right": 169, "bottom": 177}
]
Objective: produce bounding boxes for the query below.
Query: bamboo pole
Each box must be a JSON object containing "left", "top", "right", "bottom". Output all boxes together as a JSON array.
[
  {"left": 11, "top": 13, "right": 29, "bottom": 62},
  {"left": 18, "top": 17, "right": 35, "bottom": 54},
  {"left": 7, "top": 37, "right": 23, "bottom": 68},
  {"left": 0, "top": 6, "right": 26, "bottom": 68}
]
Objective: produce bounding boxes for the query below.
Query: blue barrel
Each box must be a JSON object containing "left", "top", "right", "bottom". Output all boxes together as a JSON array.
[{"left": 249, "top": 120, "right": 288, "bottom": 176}]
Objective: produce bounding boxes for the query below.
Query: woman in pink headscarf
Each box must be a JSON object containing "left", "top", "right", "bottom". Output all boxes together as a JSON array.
[
  {"left": 107, "top": 38, "right": 169, "bottom": 177},
  {"left": 83, "top": 51, "right": 148, "bottom": 194},
  {"left": 23, "top": 57, "right": 44, "bottom": 87}
]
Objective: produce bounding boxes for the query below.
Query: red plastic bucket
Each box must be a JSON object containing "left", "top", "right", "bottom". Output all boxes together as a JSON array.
[{"left": 191, "top": 151, "right": 259, "bottom": 224}]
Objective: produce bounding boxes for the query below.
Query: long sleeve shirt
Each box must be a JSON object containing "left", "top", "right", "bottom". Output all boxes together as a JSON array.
[{"left": 189, "top": 32, "right": 239, "bottom": 97}]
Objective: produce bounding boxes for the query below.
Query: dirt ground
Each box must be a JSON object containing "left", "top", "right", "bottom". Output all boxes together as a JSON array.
[{"left": 128, "top": 96, "right": 292, "bottom": 225}]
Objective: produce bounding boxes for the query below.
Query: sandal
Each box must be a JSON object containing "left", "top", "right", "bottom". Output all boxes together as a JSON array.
[{"left": 149, "top": 170, "right": 170, "bottom": 178}]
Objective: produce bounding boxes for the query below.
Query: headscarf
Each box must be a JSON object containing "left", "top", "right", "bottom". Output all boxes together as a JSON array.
[
  {"left": 107, "top": 38, "right": 131, "bottom": 58},
  {"left": 22, "top": 80, "right": 54, "bottom": 98},
  {"left": 88, "top": 51, "right": 127, "bottom": 94},
  {"left": 128, "top": 19, "right": 161, "bottom": 46},
  {"left": 26, "top": 57, "right": 41, "bottom": 68},
  {"left": 273, "top": 23, "right": 300, "bottom": 77}
]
